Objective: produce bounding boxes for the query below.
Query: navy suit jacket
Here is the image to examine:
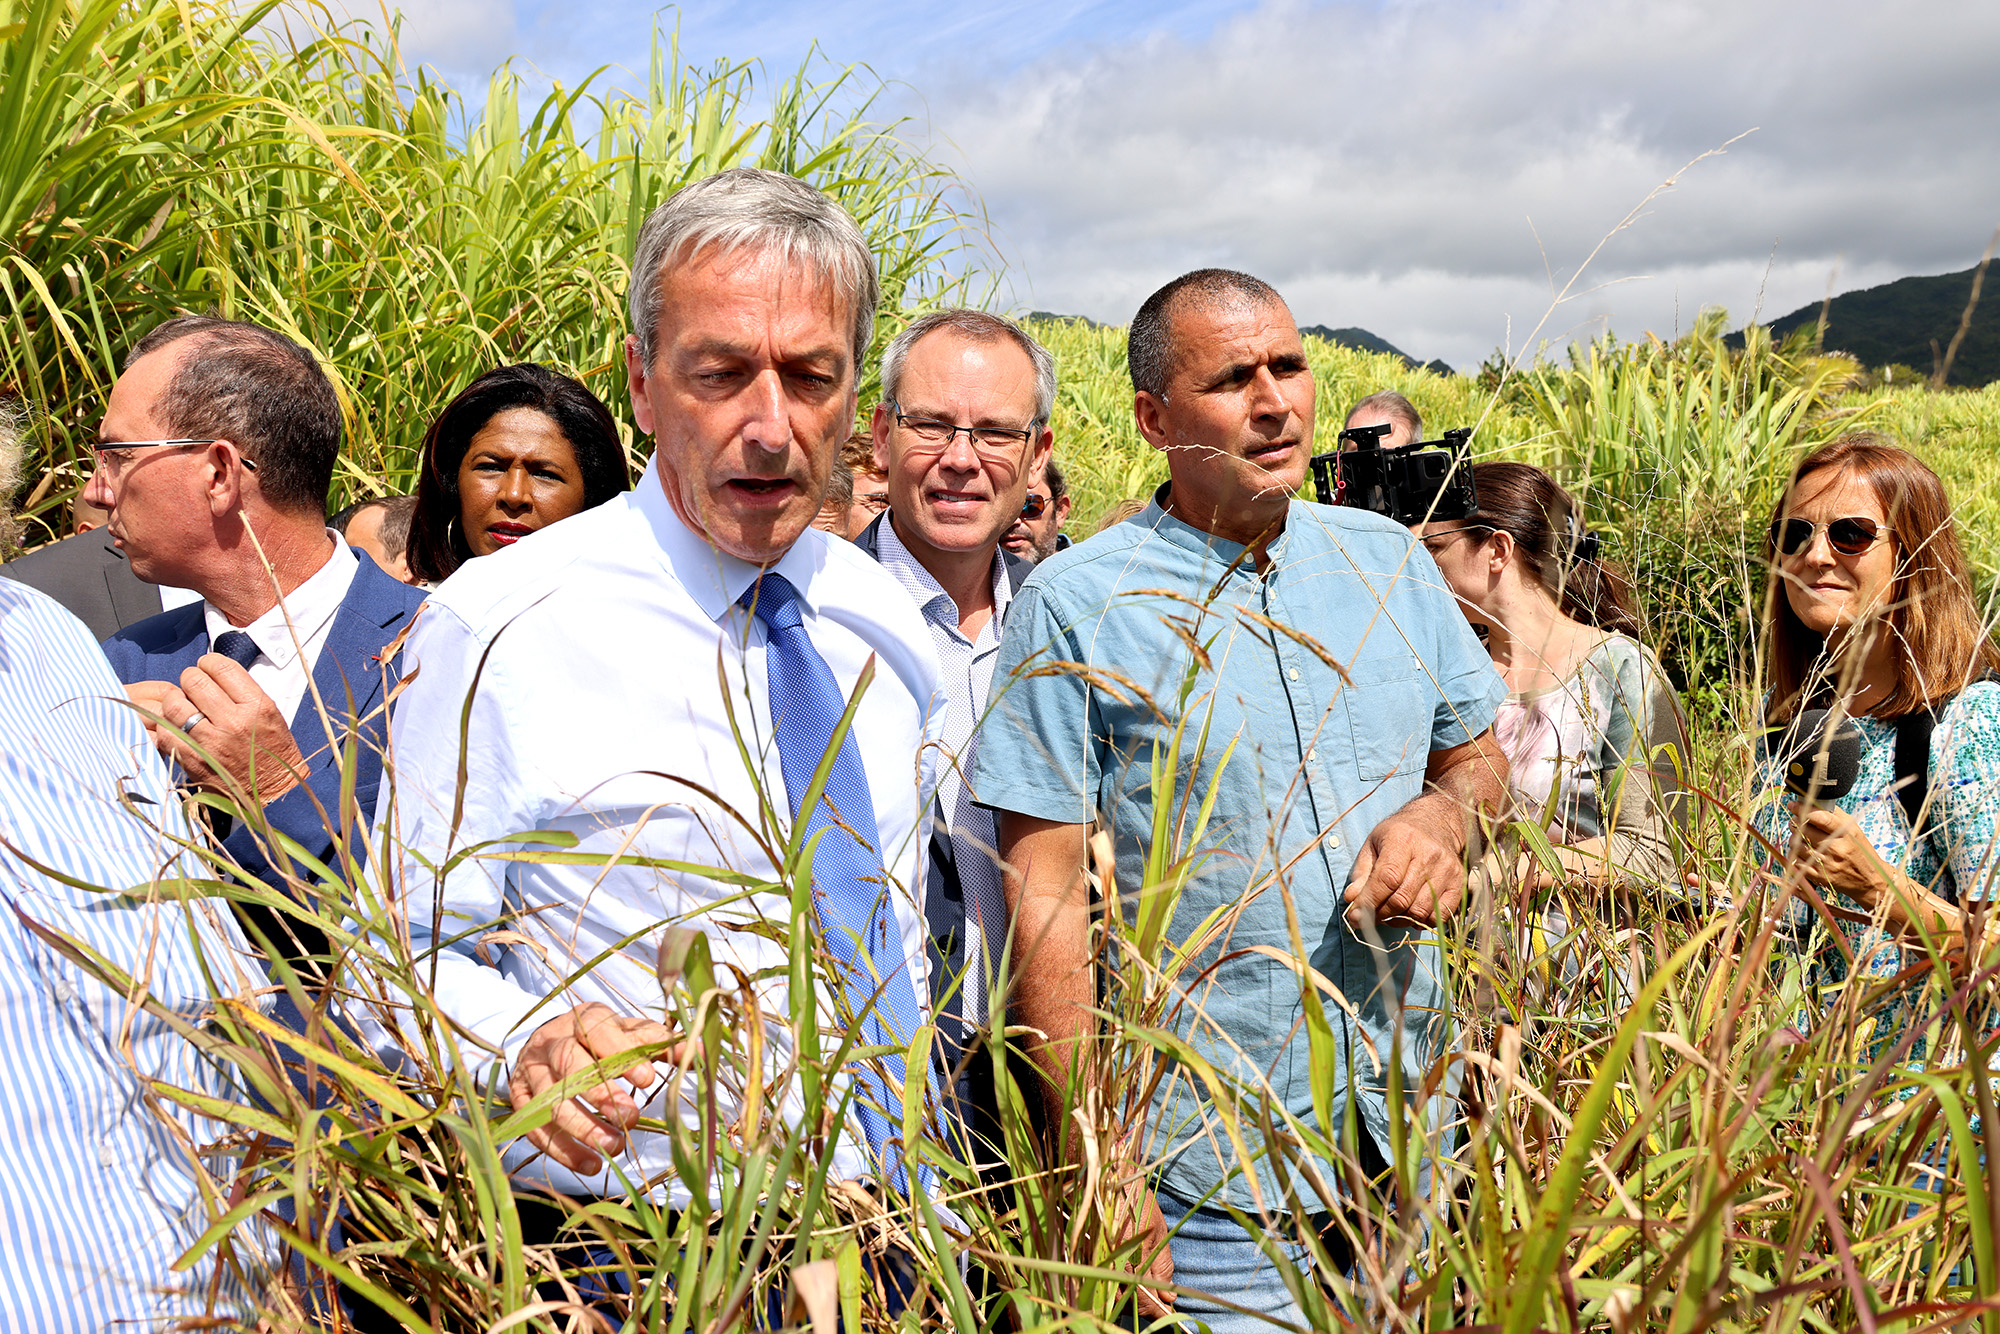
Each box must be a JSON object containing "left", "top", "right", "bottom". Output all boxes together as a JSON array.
[{"left": 101, "top": 552, "right": 426, "bottom": 893}]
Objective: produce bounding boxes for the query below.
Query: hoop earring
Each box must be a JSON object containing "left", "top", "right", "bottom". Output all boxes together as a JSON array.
[{"left": 447, "top": 517, "right": 460, "bottom": 551}]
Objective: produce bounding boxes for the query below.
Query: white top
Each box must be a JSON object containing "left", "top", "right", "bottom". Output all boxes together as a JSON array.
[
  {"left": 380, "top": 461, "right": 945, "bottom": 1201},
  {"left": 873, "top": 518, "right": 1011, "bottom": 1024},
  {"left": 201, "top": 534, "right": 358, "bottom": 730}
]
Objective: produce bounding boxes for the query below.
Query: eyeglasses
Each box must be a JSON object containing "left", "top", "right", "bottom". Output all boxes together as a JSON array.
[
  {"left": 1769, "top": 516, "right": 1889, "bottom": 558},
  {"left": 857, "top": 490, "right": 890, "bottom": 515},
  {"left": 891, "top": 405, "right": 1036, "bottom": 455},
  {"left": 1418, "top": 524, "right": 1487, "bottom": 556},
  {"left": 92, "top": 438, "right": 257, "bottom": 481},
  {"left": 1021, "top": 492, "right": 1050, "bottom": 520}
]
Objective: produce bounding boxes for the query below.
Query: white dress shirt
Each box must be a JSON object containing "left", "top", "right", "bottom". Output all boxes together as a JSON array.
[
  {"left": 873, "top": 519, "right": 1011, "bottom": 1025},
  {"left": 381, "top": 461, "right": 944, "bottom": 1201},
  {"left": 201, "top": 534, "right": 357, "bottom": 730}
]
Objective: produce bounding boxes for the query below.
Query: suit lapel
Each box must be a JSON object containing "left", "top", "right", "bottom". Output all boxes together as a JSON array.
[{"left": 289, "top": 561, "right": 411, "bottom": 760}]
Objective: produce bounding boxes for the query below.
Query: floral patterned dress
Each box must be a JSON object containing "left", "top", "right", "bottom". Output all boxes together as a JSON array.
[{"left": 1753, "top": 681, "right": 2000, "bottom": 1057}]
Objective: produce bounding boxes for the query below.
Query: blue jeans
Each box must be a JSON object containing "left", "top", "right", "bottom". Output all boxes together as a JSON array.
[{"left": 1154, "top": 1191, "right": 1312, "bottom": 1333}]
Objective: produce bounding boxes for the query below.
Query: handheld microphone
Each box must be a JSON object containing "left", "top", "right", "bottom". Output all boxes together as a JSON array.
[{"left": 1768, "top": 708, "right": 1863, "bottom": 802}]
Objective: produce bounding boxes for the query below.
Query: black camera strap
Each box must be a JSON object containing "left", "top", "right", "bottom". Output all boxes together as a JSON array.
[{"left": 1891, "top": 672, "right": 1999, "bottom": 844}]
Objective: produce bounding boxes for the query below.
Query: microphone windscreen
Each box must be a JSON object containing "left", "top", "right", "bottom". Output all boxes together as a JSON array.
[{"left": 1771, "top": 707, "right": 1863, "bottom": 802}]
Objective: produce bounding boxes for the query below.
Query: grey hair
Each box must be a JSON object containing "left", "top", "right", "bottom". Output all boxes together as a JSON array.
[
  {"left": 1344, "top": 390, "right": 1423, "bottom": 441},
  {"left": 1128, "top": 268, "right": 1285, "bottom": 401},
  {"left": 0, "top": 399, "right": 25, "bottom": 555},
  {"left": 879, "top": 309, "right": 1057, "bottom": 428},
  {"left": 626, "top": 168, "right": 881, "bottom": 373}
]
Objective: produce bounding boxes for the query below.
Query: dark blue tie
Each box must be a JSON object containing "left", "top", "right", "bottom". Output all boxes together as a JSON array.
[
  {"left": 212, "top": 629, "right": 261, "bottom": 669},
  {"left": 740, "top": 572, "right": 932, "bottom": 1196}
]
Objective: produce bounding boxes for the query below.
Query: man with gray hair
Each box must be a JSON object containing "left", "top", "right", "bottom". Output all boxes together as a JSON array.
[
  {"left": 1342, "top": 388, "right": 1423, "bottom": 450},
  {"left": 379, "top": 168, "right": 946, "bottom": 1291},
  {"left": 852, "top": 308, "right": 1051, "bottom": 1172}
]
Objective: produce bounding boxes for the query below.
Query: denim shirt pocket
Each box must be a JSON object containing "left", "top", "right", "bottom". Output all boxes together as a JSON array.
[{"left": 1340, "top": 654, "right": 1425, "bottom": 780}]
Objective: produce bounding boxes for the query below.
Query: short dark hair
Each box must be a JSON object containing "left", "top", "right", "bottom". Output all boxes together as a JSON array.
[
  {"left": 1345, "top": 390, "right": 1422, "bottom": 441},
  {"left": 1128, "top": 269, "right": 1285, "bottom": 400},
  {"left": 125, "top": 316, "right": 341, "bottom": 514},
  {"left": 1041, "top": 455, "right": 1069, "bottom": 502},
  {"left": 406, "top": 364, "right": 630, "bottom": 584},
  {"left": 332, "top": 495, "right": 417, "bottom": 559}
]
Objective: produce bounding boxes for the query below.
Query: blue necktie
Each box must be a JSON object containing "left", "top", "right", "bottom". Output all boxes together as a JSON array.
[
  {"left": 212, "top": 629, "right": 261, "bottom": 669},
  {"left": 740, "top": 572, "right": 932, "bottom": 1196}
]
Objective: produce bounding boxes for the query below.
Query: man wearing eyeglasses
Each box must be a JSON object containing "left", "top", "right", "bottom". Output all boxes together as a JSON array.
[
  {"left": 90, "top": 317, "right": 427, "bottom": 920},
  {"left": 853, "top": 308, "right": 1052, "bottom": 1179}
]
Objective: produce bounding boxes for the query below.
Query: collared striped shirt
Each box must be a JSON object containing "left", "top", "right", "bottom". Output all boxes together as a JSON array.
[
  {"left": 873, "top": 519, "right": 1012, "bottom": 1026},
  {"left": 0, "top": 579, "right": 259, "bottom": 1330}
]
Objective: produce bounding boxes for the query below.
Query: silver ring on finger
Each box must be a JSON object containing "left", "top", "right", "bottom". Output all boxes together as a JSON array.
[{"left": 181, "top": 710, "right": 206, "bottom": 732}]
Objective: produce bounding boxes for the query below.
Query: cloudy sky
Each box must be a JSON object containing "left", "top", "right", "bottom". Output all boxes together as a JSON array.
[{"left": 338, "top": 0, "right": 2000, "bottom": 371}]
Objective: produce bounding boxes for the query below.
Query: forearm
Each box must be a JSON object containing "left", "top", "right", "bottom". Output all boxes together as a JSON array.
[
  {"left": 996, "top": 813, "right": 1095, "bottom": 1117},
  {"left": 1425, "top": 730, "right": 1509, "bottom": 839}
]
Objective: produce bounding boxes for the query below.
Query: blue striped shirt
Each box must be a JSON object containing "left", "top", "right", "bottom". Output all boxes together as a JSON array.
[{"left": 0, "top": 580, "right": 258, "bottom": 1330}]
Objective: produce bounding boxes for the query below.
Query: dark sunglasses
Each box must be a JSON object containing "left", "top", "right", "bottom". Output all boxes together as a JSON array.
[
  {"left": 1769, "top": 516, "right": 1890, "bottom": 558},
  {"left": 1020, "top": 492, "right": 1050, "bottom": 520}
]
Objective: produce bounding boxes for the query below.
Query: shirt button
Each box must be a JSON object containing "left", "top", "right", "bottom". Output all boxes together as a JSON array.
[
  {"left": 1329, "top": 836, "right": 1341, "bottom": 849},
  {"left": 97, "top": 1142, "right": 117, "bottom": 1169},
  {"left": 1288, "top": 669, "right": 1299, "bottom": 681},
  {"left": 1305, "top": 748, "right": 1315, "bottom": 762},
  {"left": 52, "top": 977, "right": 75, "bottom": 1003}
]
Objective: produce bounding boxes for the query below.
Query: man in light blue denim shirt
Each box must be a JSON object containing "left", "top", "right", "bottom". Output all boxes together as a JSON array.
[{"left": 970, "top": 269, "right": 1507, "bottom": 1328}]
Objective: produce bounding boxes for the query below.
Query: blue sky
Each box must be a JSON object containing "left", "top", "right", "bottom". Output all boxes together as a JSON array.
[{"left": 352, "top": 0, "right": 2000, "bottom": 370}]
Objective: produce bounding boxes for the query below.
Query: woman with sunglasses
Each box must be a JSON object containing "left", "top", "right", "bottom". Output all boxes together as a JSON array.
[
  {"left": 1416, "top": 462, "right": 1688, "bottom": 896},
  {"left": 1754, "top": 434, "right": 2000, "bottom": 1050}
]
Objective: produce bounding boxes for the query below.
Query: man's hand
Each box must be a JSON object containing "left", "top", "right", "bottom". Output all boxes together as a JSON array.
[
  {"left": 130, "top": 655, "right": 310, "bottom": 803},
  {"left": 1107, "top": 1153, "right": 1176, "bottom": 1317},
  {"left": 1343, "top": 730, "right": 1507, "bottom": 930},
  {"left": 510, "top": 1002, "right": 684, "bottom": 1174},
  {"left": 1344, "top": 792, "right": 1468, "bottom": 928}
]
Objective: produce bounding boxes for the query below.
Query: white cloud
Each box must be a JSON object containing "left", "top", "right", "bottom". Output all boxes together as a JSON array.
[{"left": 922, "top": 0, "right": 2000, "bottom": 368}]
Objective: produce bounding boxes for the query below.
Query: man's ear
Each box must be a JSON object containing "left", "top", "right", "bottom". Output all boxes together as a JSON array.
[
  {"left": 1133, "top": 391, "right": 1170, "bottom": 452},
  {"left": 1028, "top": 428, "right": 1053, "bottom": 483},
  {"left": 870, "top": 402, "right": 892, "bottom": 475},
  {"left": 205, "top": 440, "right": 246, "bottom": 518},
  {"left": 625, "top": 334, "right": 656, "bottom": 436}
]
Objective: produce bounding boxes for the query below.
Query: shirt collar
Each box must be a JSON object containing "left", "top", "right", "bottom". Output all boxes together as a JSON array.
[
  {"left": 1141, "top": 482, "right": 1294, "bottom": 569},
  {"left": 202, "top": 534, "right": 358, "bottom": 669},
  {"left": 874, "top": 513, "right": 1011, "bottom": 638},
  {"left": 633, "top": 458, "right": 841, "bottom": 624}
]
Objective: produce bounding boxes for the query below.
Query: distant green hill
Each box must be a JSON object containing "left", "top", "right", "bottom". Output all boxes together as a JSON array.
[
  {"left": 1028, "top": 313, "right": 1453, "bottom": 375},
  {"left": 1744, "top": 264, "right": 1997, "bottom": 387},
  {"left": 1299, "top": 325, "right": 1454, "bottom": 376}
]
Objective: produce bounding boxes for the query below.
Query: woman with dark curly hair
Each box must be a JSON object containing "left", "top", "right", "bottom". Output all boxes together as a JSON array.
[{"left": 406, "top": 364, "right": 630, "bottom": 585}]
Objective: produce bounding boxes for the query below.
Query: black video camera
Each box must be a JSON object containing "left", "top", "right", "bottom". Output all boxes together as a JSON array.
[{"left": 1310, "top": 425, "right": 1479, "bottom": 526}]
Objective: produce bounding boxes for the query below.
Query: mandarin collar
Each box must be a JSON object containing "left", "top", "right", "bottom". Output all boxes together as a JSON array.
[{"left": 1140, "top": 483, "right": 1292, "bottom": 571}]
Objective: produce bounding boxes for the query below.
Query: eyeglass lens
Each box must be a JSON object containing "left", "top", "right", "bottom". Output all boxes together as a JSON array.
[
  {"left": 1020, "top": 493, "right": 1048, "bottom": 519},
  {"left": 1773, "top": 517, "right": 1882, "bottom": 556}
]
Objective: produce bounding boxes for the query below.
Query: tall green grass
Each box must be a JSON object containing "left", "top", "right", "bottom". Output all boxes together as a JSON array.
[
  {"left": 0, "top": 0, "right": 992, "bottom": 547},
  {"left": 16, "top": 0, "right": 2000, "bottom": 1328}
]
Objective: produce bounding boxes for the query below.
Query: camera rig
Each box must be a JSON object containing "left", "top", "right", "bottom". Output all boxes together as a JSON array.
[{"left": 1309, "top": 424, "right": 1479, "bottom": 526}]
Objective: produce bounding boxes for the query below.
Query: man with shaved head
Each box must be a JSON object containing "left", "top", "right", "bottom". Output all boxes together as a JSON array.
[{"left": 973, "top": 269, "right": 1508, "bottom": 1327}]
